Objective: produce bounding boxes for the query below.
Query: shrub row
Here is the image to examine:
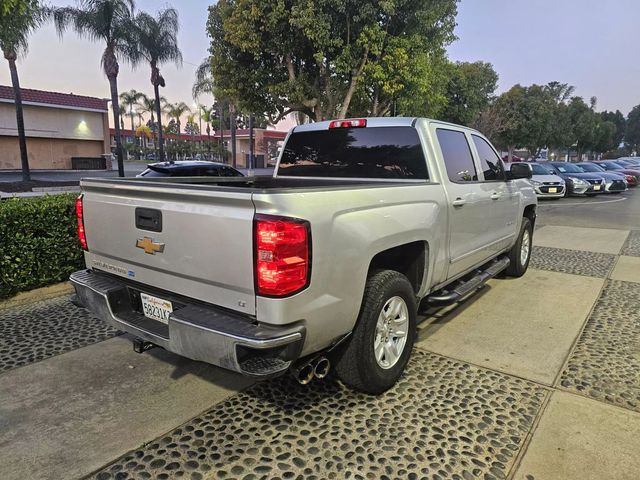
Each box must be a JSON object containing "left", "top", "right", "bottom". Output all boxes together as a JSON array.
[{"left": 0, "top": 194, "right": 84, "bottom": 299}]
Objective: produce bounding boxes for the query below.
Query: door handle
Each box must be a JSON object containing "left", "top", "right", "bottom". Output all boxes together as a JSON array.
[
  {"left": 452, "top": 198, "right": 466, "bottom": 207},
  {"left": 490, "top": 192, "right": 502, "bottom": 200}
]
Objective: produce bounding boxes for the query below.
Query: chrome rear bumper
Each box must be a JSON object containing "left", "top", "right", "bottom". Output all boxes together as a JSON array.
[{"left": 70, "top": 269, "right": 305, "bottom": 377}]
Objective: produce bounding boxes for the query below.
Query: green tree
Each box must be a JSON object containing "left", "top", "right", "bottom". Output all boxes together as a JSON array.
[
  {"left": 439, "top": 61, "right": 498, "bottom": 126},
  {"left": 624, "top": 105, "right": 640, "bottom": 153},
  {"left": 53, "top": 0, "right": 139, "bottom": 177},
  {"left": 207, "top": 0, "right": 458, "bottom": 121},
  {"left": 0, "top": 0, "right": 46, "bottom": 181},
  {"left": 568, "top": 96, "right": 597, "bottom": 160},
  {"left": 600, "top": 110, "right": 626, "bottom": 148},
  {"left": 134, "top": 7, "right": 182, "bottom": 162}
]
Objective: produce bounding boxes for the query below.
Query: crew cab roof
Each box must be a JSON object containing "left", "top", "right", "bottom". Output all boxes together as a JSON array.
[{"left": 291, "top": 116, "right": 482, "bottom": 135}]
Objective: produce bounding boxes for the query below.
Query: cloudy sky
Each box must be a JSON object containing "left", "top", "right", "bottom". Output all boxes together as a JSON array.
[{"left": 1, "top": 0, "right": 637, "bottom": 120}]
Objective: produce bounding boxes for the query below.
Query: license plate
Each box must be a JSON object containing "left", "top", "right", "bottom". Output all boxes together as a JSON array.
[
  {"left": 140, "top": 292, "right": 173, "bottom": 324},
  {"left": 594, "top": 185, "right": 601, "bottom": 191},
  {"left": 548, "top": 187, "right": 557, "bottom": 193}
]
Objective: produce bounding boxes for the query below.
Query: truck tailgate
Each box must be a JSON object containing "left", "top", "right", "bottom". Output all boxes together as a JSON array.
[{"left": 80, "top": 181, "right": 256, "bottom": 315}]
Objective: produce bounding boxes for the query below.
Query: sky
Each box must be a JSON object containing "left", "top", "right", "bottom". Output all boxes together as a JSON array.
[{"left": 1, "top": 0, "right": 638, "bottom": 124}]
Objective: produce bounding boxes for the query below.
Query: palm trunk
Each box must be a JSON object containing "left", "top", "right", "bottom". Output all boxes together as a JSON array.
[
  {"left": 109, "top": 76, "right": 125, "bottom": 177},
  {"left": 130, "top": 113, "right": 136, "bottom": 159},
  {"left": 7, "top": 57, "right": 30, "bottom": 181},
  {"left": 153, "top": 83, "right": 165, "bottom": 162}
]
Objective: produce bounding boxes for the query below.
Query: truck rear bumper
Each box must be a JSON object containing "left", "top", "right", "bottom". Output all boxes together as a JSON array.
[{"left": 69, "top": 269, "right": 305, "bottom": 378}]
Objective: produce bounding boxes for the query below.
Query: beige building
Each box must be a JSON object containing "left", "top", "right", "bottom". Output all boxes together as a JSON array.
[
  {"left": 213, "top": 128, "right": 288, "bottom": 168},
  {"left": 0, "top": 85, "right": 110, "bottom": 170}
]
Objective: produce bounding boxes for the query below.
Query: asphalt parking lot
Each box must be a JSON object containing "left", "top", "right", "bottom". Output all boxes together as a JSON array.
[{"left": 1, "top": 191, "right": 639, "bottom": 480}]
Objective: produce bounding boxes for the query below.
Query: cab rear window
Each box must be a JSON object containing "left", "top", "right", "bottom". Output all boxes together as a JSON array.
[{"left": 278, "top": 126, "right": 428, "bottom": 179}]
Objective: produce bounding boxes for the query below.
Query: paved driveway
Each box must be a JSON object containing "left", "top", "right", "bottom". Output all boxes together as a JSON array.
[{"left": 1, "top": 195, "right": 639, "bottom": 480}]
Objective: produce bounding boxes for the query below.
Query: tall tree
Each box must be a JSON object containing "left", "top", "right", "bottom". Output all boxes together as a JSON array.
[
  {"left": 625, "top": 105, "right": 640, "bottom": 154},
  {"left": 207, "top": 0, "right": 458, "bottom": 122},
  {"left": 439, "top": 61, "right": 498, "bottom": 126},
  {"left": 119, "top": 88, "right": 142, "bottom": 158},
  {"left": 164, "top": 102, "right": 190, "bottom": 135},
  {"left": 53, "top": 0, "right": 139, "bottom": 177},
  {"left": 600, "top": 110, "right": 626, "bottom": 149},
  {"left": 568, "top": 96, "right": 597, "bottom": 160},
  {"left": 134, "top": 7, "right": 182, "bottom": 162},
  {"left": 0, "top": 0, "right": 45, "bottom": 181}
]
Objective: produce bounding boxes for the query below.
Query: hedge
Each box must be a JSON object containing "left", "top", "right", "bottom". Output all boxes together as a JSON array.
[{"left": 0, "top": 194, "right": 84, "bottom": 299}]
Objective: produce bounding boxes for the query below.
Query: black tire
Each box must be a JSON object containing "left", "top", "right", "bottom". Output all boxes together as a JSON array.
[
  {"left": 505, "top": 217, "right": 533, "bottom": 277},
  {"left": 334, "top": 270, "right": 417, "bottom": 394}
]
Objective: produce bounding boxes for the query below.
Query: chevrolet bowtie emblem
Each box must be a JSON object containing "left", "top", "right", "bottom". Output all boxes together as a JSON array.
[{"left": 136, "top": 237, "right": 165, "bottom": 255}]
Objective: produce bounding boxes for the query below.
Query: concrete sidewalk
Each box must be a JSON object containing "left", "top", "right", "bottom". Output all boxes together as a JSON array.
[{"left": 0, "top": 224, "right": 638, "bottom": 479}]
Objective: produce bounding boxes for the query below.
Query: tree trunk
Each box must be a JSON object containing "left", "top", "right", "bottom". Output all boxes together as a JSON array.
[
  {"left": 7, "top": 56, "right": 30, "bottom": 181},
  {"left": 230, "top": 103, "right": 237, "bottom": 168},
  {"left": 508, "top": 146, "right": 514, "bottom": 162},
  {"left": 248, "top": 114, "right": 254, "bottom": 170},
  {"left": 130, "top": 113, "right": 136, "bottom": 159},
  {"left": 108, "top": 76, "right": 125, "bottom": 177},
  {"left": 338, "top": 48, "right": 369, "bottom": 119},
  {"left": 153, "top": 82, "right": 165, "bottom": 162},
  {"left": 220, "top": 105, "right": 225, "bottom": 163}
]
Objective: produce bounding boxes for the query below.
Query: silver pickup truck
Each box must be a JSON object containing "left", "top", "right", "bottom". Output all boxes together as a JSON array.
[{"left": 71, "top": 117, "right": 536, "bottom": 394}]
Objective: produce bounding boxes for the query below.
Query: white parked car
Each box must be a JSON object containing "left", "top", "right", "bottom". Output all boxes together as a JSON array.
[{"left": 510, "top": 162, "right": 565, "bottom": 199}]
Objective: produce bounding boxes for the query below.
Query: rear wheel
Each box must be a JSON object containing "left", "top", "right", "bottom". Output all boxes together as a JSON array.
[
  {"left": 505, "top": 217, "right": 533, "bottom": 277},
  {"left": 334, "top": 270, "right": 417, "bottom": 394}
]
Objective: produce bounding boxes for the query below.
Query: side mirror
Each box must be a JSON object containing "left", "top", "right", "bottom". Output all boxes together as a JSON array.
[{"left": 508, "top": 163, "right": 532, "bottom": 180}]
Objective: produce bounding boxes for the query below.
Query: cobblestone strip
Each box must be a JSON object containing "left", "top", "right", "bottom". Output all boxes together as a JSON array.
[
  {"left": 559, "top": 280, "right": 640, "bottom": 413},
  {"left": 621, "top": 230, "right": 640, "bottom": 257},
  {"left": 91, "top": 350, "right": 547, "bottom": 480},
  {"left": 529, "top": 246, "right": 617, "bottom": 278},
  {"left": 0, "top": 295, "right": 119, "bottom": 373}
]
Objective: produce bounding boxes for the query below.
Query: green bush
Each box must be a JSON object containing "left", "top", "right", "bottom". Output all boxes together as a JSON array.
[{"left": 0, "top": 194, "right": 84, "bottom": 299}]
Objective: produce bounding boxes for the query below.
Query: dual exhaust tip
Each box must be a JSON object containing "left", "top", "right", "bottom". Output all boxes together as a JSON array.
[{"left": 294, "top": 357, "right": 330, "bottom": 385}]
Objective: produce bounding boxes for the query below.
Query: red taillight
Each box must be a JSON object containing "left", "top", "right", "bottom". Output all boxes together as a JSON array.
[
  {"left": 254, "top": 215, "right": 310, "bottom": 297},
  {"left": 75, "top": 194, "right": 88, "bottom": 251},
  {"left": 328, "top": 118, "right": 367, "bottom": 129}
]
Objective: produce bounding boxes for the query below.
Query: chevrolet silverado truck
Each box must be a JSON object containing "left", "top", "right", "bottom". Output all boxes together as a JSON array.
[{"left": 70, "top": 117, "right": 536, "bottom": 394}]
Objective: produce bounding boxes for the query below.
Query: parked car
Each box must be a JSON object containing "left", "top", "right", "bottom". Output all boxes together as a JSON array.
[
  {"left": 617, "top": 157, "right": 640, "bottom": 167},
  {"left": 576, "top": 162, "right": 628, "bottom": 192},
  {"left": 544, "top": 162, "right": 606, "bottom": 196},
  {"left": 593, "top": 161, "right": 640, "bottom": 184},
  {"left": 70, "top": 117, "right": 537, "bottom": 394},
  {"left": 137, "top": 161, "right": 244, "bottom": 178},
  {"left": 509, "top": 162, "right": 565, "bottom": 199}
]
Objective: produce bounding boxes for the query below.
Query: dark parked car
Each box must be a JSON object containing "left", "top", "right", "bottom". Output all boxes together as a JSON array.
[
  {"left": 544, "top": 162, "right": 606, "bottom": 196},
  {"left": 576, "top": 162, "right": 629, "bottom": 192},
  {"left": 137, "top": 161, "right": 244, "bottom": 178},
  {"left": 593, "top": 161, "right": 640, "bottom": 184}
]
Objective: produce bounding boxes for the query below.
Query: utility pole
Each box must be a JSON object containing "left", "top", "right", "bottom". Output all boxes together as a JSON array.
[{"left": 219, "top": 103, "right": 225, "bottom": 163}]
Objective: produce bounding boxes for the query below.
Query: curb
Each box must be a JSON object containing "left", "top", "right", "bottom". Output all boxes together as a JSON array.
[{"left": 0, "top": 282, "right": 74, "bottom": 310}]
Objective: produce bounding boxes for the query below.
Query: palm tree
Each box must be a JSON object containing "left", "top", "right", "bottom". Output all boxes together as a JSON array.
[
  {"left": 53, "top": 0, "right": 139, "bottom": 177},
  {"left": 0, "top": 1, "right": 46, "bottom": 181},
  {"left": 119, "top": 88, "right": 142, "bottom": 157},
  {"left": 200, "top": 106, "right": 214, "bottom": 156},
  {"left": 164, "top": 102, "right": 190, "bottom": 135},
  {"left": 134, "top": 8, "right": 181, "bottom": 162}
]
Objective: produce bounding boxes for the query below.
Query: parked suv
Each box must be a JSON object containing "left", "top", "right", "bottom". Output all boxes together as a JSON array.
[{"left": 544, "top": 162, "right": 606, "bottom": 196}]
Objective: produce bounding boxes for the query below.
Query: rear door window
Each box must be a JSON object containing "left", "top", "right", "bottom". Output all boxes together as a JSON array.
[
  {"left": 278, "top": 126, "right": 428, "bottom": 179},
  {"left": 436, "top": 129, "right": 478, "bottom": 182},
  {"left": 471, "top": 135, "right": 505, "bottom": 181}
]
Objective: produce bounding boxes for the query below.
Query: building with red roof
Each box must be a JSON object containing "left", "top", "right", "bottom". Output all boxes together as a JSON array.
[{"left": 0, "top": 86, "right": 110, "bottom": 170}]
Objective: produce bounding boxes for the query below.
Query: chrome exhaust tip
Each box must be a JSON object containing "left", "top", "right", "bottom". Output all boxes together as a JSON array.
[
  {"left": 294, "top": 363, "right": 315, "bottom": 385},
  {"left": 313, "top": 357, "right": 330, "bottom": 379}
]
